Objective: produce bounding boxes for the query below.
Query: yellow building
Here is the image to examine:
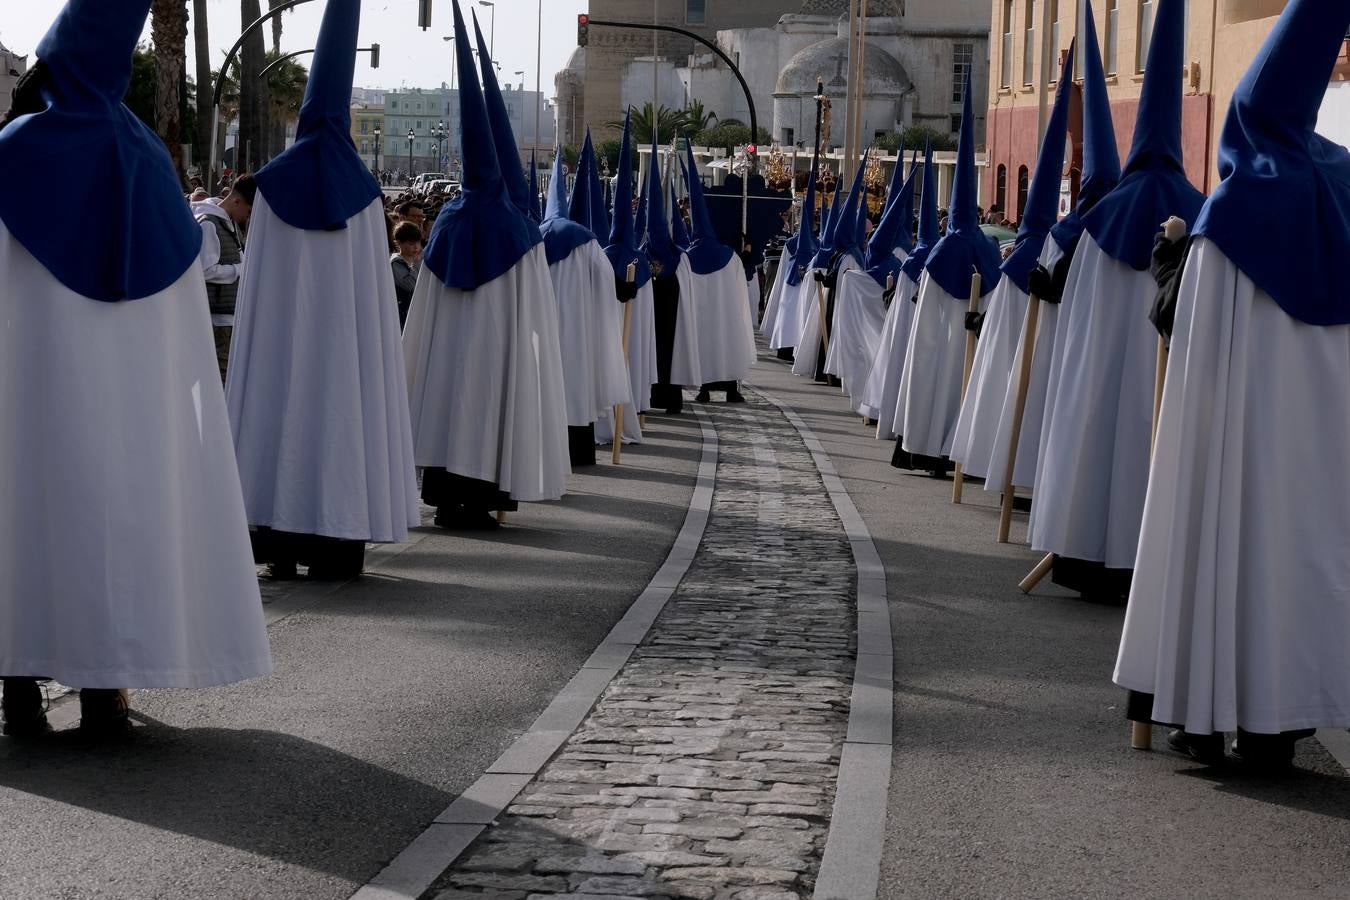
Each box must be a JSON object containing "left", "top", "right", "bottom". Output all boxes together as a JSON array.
[
  {"left": 984, "top": 0, "right": 1311, "bottom": 219},
  {"left": 350, "top": 103, "right": 385, "bottom": 173}
]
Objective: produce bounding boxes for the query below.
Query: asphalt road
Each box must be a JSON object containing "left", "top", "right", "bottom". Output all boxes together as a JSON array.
[
  {"left": 0, "top": 414, "right": 701, "bottom": 900},
  {"left": 747, "top": 358, "right": 1350, "bottom": 900}
]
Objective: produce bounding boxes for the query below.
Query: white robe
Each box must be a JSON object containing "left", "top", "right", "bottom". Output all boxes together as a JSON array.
[
  {"left": 759, "top": 255, "right": 791, "bottom": 339},
  {"left": 949, "top": 273, "right": 1029, "bottom": 480},
  {"left": 826, "top": 268, "right": 889, "bottom": 409},
  {"left": 667, "top": 255, "right": 703, "bottom": 387},
  {"left": 0, "top": 224, "right": 271, "bottom": 688},
  {"left": 404, "top": 243, "right": 571, "bottom": 502},
  {"left": 228, "top": 195, "right": 419, "bottom": 543},
  {"left": 547, "top": 240, "right": 631, "bottom": 428},
  {"left": 687, "top": 256, "right": 757, "bottom": 384},
  {"left": 894, "top": 271, "right": 989, "bottom": 458},
  {"left": 793, "top": 256, "right": 860, "bottom": 378},
  {"left": 984, "top": 238, "right": 1066, "bottom": 492},
  {"left": 768, "top": 267, "right": 815, "bottom": 352},
  {"left": 857, "top": 274, "right": 921, "bottom": 438},
  {"left": 595, "top": 278, "right": 655, "bottom": 446},
  {"left": 1028, "top": 235, "right": 1157, "bottom": 568},
  {"left": 1114, "top": 239, "right": 1350, "bottom": 734},
  {"left": 746, "top": 274, "right": 760, "bottom": 331}
]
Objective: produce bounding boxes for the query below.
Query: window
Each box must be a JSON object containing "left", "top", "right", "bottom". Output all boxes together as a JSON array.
[
  {"left": 1137, "top": 0, "right": 1154, "bottom": 73},
  {"left": 686, "top": 0, "right": 706, "bottom": 25},
  {"left": 996, "top": 164, "right": 1008, "bottom": 213},
  {"left": 1023, "top": 0, "right": 1036, "bottom": 86},
  {"left": 952, "top": 42, "right": 973, "bottom": 102},
  {"left": 389, "top": 100, "right": 397, "bottom": 111},
  {"left": 1000, "top": 0, "right": 1013, "bottom": 88},
  {"left": 361, "top": 140, "right": 369, "bottom": 153},
  {"left": 1049, "top": 0, "right": 1060, "bottom": 83},
  {"left": 416, "top": 120, "right": 424, "bottom": 130},
  {"left": 1106, "top": 0, "right": 1119, "bottom": 74},
  {"left": 360, "top": 121, "right": 369, "bottom": 134},
  {"left": 951, "top": 114, "right": 963, "bottom": 136},
  {"left": 1016, "top": 165, "right": 1030, "bottom": 218},
  {"left": 782, "top": 127, "right": 795, "bottom": 146}
]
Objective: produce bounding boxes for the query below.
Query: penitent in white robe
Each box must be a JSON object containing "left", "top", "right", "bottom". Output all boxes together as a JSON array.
[
  {"left": 949, "top": 273, "right": 1029, "bottom": 480},
  {"left": 857, "top": 274, "right": 921, "bottom": 438},
  {"left": 1114, "top": 239, "right": 1350, "bottom": 734},
  {"left": 984, "top": 238, "right": 1066, "bottom": 493},
  {"left": 0, "top": 223, "right": 272, "bottom": 688},
  {"left": 548, "top": 239, "right": 632, "bottom": 428},
  {"left": 894, "top": 272, "right": 990, "bottom": 458},
  {"left": 793, "top": 256, "right": 860, "bottom": 378},
  {"left": 826, "top": 267, "right": 890, "bottom": 409},
  {"left": 687, "top": 256, "right": 758, "bottom": 384},
  {"left": 404, "top": 243, "right": 571, "bottom": 501},
  {"left": 759, "top": 255, "right": 792, "bottom": 340},
  {"left": 1028, "top": 235, "right": 1157, "bottom": 568},
  {"left": 597, "top": 277, "right": 657, "bottom": 445},
  {"left": 228, "top": 195, "right": 419, "bottom": 544}
]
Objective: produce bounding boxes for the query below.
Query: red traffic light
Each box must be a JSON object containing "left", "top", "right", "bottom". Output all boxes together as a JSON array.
[
  {"left": 578, "top": 14, "right": 589, "bottom": 24},
  {"left": 577, "top": 14, "right": 590, "bottom": 46}
]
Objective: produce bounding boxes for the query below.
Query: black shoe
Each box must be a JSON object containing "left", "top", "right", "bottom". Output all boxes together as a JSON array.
[
  {"left": 78, "top": 689, "right": 133, "bottom": 741},
  {"left": 725, "top": 389, "right": 746, "bottom": 403},
  {"left": 2, "top": 679, "right": 51, "bottom": 738},
  {"left": 1231, "top": 728, "right": 1314, "bottom": 770},
  {"left": 266, "top": 560, "right": 298, "bottom": 581},
  {"left": 694, "top": 390, "right": 711, "bottom": 403},
  {"left": 434, "top": 507, "right": 501, "bottom": 531},
  {"left": 1165, "top": 728, "right": 1225, "bottom": 764}
]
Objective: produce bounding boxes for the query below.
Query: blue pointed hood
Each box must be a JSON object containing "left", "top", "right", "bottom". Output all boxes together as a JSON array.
[
  {"left": 605, "top": 111, "right": 652, "bottom": 289},
  {"left": 670, "top": 183, "right": 691, "bottom": 248},
  {"left": 644, "top": 142, "right": 682, "bottom": 279},
  {"left": 541, "top": 145, "right": 594, "bottom": 265},
  {"left": 924, "top": 72, "right": 1002, "bottom": 300},
  {"left": 1195, "top": 0, "right": 1350, "bottom": 325},
  {"left": 0, "top": 0, "right": 200, "bottom": 301},
  {"left": 786, "top": 154, "right": 820, "bottom": 287},
  {"left": 1049, "top": 1, "right": 1120, "bottom": 251},
  {"left": 528, "top": 150, "right": 542, "bottom": 222},
  {"left": 817, "top": 153, "right": 868, "bottom": 269},
  {"left": 682, "top": 135, "right": 736, "bottom": 275},
  {"left": 811, "top": 187, "right": 837, "bottom": 269},
  {"left": 474, "top": 10, "right": 531, "bottom": 218},
  {"left": 1002, "top": 42, "right": 1075, "bottom": 294},
  {"left": 634, "top": 174, "right": 648, "bottom": 242},
  {"left": 423, "top": 0, "right": 541, "bottom": 290},
  {"left": 900, "top": 140, "right": 940, "bottom": 285},
  {"left": 1082, "top": 0, "right": 1203, "bottom": 270},
  {"left": 588, "top": 133, "right": 610, "bottom": 238},
  {"left": 568, "top": 132, "right": 595, "bottom": 229},
  {"left": 255, "top": 0, "right": 381, "bottom": 231},
  {"left": 866, "top": 151, "right": 918, "bottom": 287}
]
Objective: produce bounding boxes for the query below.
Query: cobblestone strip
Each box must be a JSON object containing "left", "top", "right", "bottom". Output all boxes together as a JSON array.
[{"left": 420, "top": 398, "right": 858, "bottom": 900}]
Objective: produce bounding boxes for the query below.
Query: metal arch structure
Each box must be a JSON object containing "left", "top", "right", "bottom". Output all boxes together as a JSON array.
[
  {"left": 257, "top": 45, "right": 378, "bottom": 79},
  {"left": 208, "top": 0, "right": 319, "bottom": 188},
  {"left": 585, "top": 18, "right": 759, "bottom": 171}
]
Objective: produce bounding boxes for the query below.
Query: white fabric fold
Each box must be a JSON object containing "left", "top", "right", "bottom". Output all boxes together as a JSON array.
[{"left": 856, "top": 274, "right": 920, "bottom": 437}]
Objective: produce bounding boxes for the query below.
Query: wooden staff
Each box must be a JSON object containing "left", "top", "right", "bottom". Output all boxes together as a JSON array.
[
  {"left": 997, "top": 290, "right": 1042, "bottom": 542},
  {"left": 612, "top": 261, "right": 638, "bottom": 465},
  {"left": 952, "top": 269, "right": 982, "bottom": 503},
  {"left": 816, "top": 277, "right": 831, "bottom": 363}
]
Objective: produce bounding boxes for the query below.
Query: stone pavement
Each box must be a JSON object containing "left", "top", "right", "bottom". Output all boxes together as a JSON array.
[{"left": 425, "top": 399, "right": 857, "bottom": 900}]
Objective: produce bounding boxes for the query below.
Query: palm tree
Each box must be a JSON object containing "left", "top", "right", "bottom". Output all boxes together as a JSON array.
[
  {"left": 191, "top": 0, "right": 212, "bottom": 175},
  {"left": 263, "top": 51, "right": 308, "bottom": 158},
  {"left": 151, "top": 0, "right": 189, "bottom": 181},
  {"left": 238, "top": 0, "right": 268, "bottom": 172},
  {"left": 683, "top": 99, "right": 717, "bottom": 131},
  {"left": 606, "top": 103, "right": 687, "bottom": 145},
  {"left": 269, "top": 0, "right": 288, "bottom": 54}
]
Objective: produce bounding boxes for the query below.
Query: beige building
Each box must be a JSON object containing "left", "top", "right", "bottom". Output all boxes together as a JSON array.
[
  {"left": 984, "top": 0, "right": 1340, "bottom": 219},
  {"left": 0, "top": 39, "right": 27, "bottom": 121},
  {"left": 350, "top": 104, "right": 385, "bottom": 172}
]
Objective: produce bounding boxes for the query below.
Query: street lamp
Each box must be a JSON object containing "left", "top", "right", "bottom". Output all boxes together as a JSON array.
[
  {"left": 478, "top": 1, "right": 495, "bottom": 56},
  {"left": 373, "top": 124, "right": 382, "bottom": 176},
  {"left": 408, "top": 128, "right": 415, "bottom": 181},
  {"left": 434, "top": 121, "right": 447, "bottom": 173}
]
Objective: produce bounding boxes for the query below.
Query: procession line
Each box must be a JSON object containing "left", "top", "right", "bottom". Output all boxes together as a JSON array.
[
  {"left": 349, "top": 409, "right": 719, "bottom": 900},
  {"left": 747, "top": 382, "right": 895, "bottom": 900}
]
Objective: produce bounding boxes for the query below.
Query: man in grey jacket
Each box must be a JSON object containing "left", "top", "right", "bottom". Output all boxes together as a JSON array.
[{"left": 194, "top": 174, "right": 255, "bottom": 383}]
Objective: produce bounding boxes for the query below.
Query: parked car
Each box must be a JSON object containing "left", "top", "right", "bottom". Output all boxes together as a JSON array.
[{"left": 422, "top": 179, "right": 459, "bottom": 198}]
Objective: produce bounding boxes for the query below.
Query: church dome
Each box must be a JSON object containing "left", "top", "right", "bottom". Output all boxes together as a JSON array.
[
  {"left": 561, "top": 46, "right": 585, "bottom": 78},
  {"left": 774, "top": 37, "right": 910, "bottom": 97}
]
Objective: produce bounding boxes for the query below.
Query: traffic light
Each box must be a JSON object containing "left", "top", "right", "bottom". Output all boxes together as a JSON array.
[
  {"left": 369, "top": 43, "right": 381, "bottom": 69},
  {"left": 577, "top": 14, "right": 589, "bottom": 47},
  {"left": 418, "top": 0, "right": 432, "bottom": 31}
]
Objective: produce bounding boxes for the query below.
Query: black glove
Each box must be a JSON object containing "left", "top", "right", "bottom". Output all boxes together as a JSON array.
[
  {"left": 1149, "top": 232, "right": 1190, "bottom": 344},
  {"left": 964, "top": 310, "right": 986, "bottom": 336},
  {"left": 1027, "top": 263, "right": 1055, "bottom": 302},
  {"left": 614, "top": 277, "right": 639, "bottom": 303}
]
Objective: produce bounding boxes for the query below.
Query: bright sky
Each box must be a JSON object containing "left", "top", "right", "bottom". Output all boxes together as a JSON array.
[{"left": 1, "top": 0, "right": 587, "bottom": 95}]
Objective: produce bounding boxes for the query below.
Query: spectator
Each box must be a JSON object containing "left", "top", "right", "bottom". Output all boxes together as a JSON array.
[
  {"left": 194, "top": 173, "right": 256, "bottom": 384},
  {"left": 395, "top": 199, "right": 425, "bottom": 233},
  {"left": 390, "top": 220, "right": 423, "bottom": 326}
]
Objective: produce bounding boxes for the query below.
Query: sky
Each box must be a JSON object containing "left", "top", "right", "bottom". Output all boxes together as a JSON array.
[{"left": 1, "top": 0, "right": 588, "bottom": 95}]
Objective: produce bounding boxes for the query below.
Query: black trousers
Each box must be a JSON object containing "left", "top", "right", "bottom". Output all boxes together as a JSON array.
[
  {"left": 568, "top": 424, "right": 597, "bottom": 467},
  {"left": 650, "top": 275, "right": 684, "bottom": 413},
  {"left": 421, "top": 467, "right": 518, "bottom": 514},
  {"left": 251, "top": 528, "right": 365, "bottom": 578}
]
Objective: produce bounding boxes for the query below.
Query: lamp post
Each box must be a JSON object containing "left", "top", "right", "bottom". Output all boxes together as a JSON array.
[
  {"left": 374, "top": 124, "right": 382, "bottom": 176},
  {"left": 408, "top": 128, "right": 415, "bottom": 181},
  {"left": 478, "top": 1, "right": 496, "bottom": 56},
  {"left": 434, "top": 121, "right": 447, "bottom": 173}
]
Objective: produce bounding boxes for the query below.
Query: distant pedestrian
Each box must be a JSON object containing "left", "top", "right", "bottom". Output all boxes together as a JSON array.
[
  {"left": 390, "top": 220, "right": 422, "bottom": 326},
  {"left": 194, "top": 173, "right": 255, "bottom": 384}
]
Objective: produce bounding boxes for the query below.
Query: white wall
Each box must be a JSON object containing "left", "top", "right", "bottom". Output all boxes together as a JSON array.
[{"left": 1317, "top": 81, "right": 1350, "bottom": 149}]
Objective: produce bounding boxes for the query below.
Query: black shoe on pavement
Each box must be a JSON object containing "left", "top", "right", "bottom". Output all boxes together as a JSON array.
[
  {"left": 434, "top": 507, "right": 501, "bottom": 531},
  {"left": 1, "top": 678, "right": 51, "bottom": 738},
  {"left": 1231, "top": 728, "right": 1315, "bottom": 771},
  {"left": 694, "top": 390, "right": 711, "bottom": 403},
  {"left": 1165, "top": 728, "right": 1225, "bottom": 765},
  {"left": 267, "top": 560, "right": 298, "bottom": 581},
  {"left": 725, "top": 389, "right": 746, "bottom": 403},
  {"left": 78, "top": 689, "right": 133, "bottom": 741}
]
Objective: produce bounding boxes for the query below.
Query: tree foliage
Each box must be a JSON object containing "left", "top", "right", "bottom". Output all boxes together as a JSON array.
[
  {"left": 873, "top": 126, "right": 956, "bottom": 153},
  {"left": 596, "top": 137, "right": 638, "bottom": 175},
  {"left": 691, "top": 123, "right": 772, "bottom": 154}
]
